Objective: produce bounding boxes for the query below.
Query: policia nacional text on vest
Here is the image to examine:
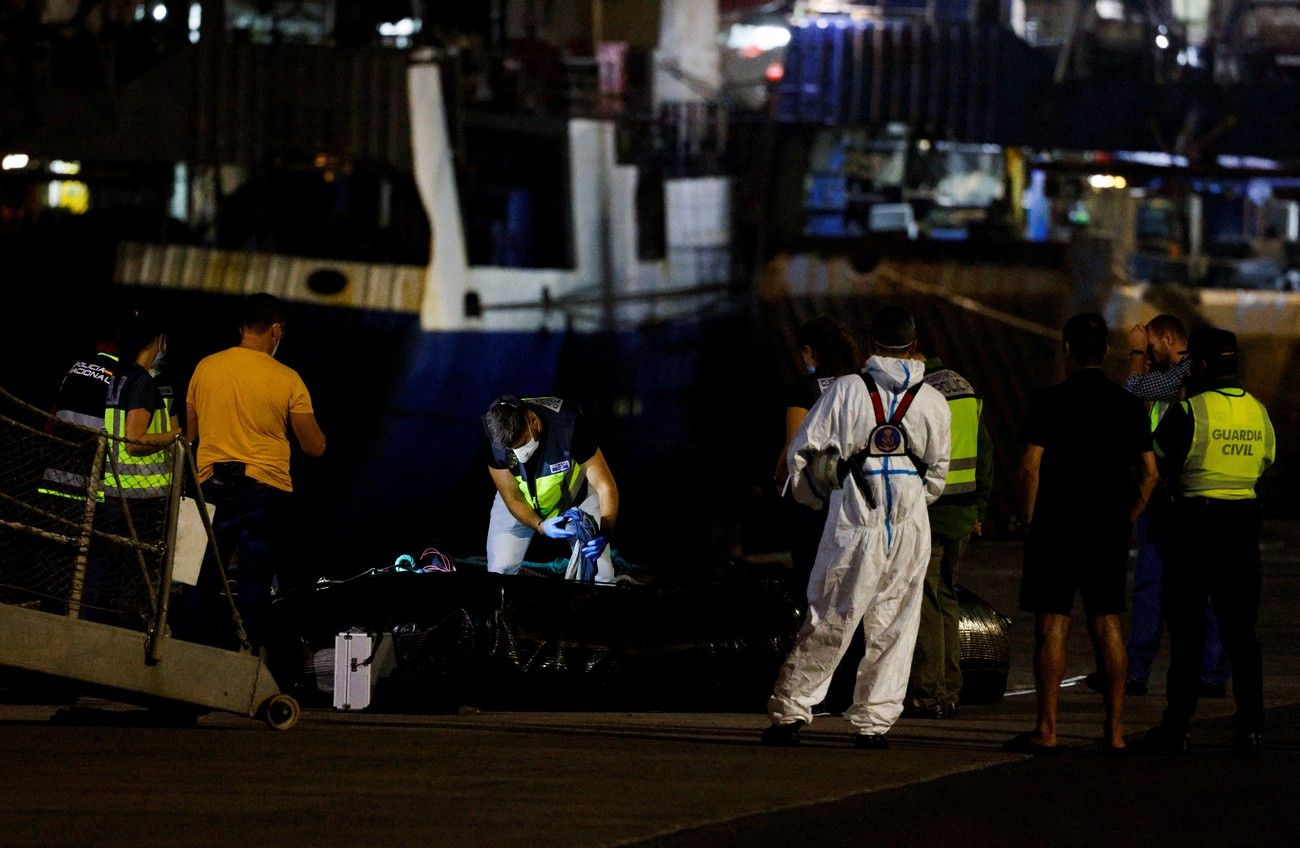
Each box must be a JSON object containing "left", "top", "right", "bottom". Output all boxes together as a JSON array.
[
  {"left": 38, "top": 351, "right": 120, "bottom": 501},
  {"left": 494, "top": 397, "right": 587, "bottom": 519}
]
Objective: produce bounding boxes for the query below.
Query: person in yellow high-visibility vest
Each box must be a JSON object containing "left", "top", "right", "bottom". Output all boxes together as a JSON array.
[
  {"left": 1144, "top": 327, "right": 1276, "bottom": 755},
  {"left": 483, "top": 395, "right": 620, "bottom": 583},
  {"left": 903, "top": 350, "right": 994, "bottom": 719},
  {"left": 92, "top": 309, "right": 182, "bottom": 625},
  {"left": 1107, "top": 314, "right": 1232, "bottom": 701}
]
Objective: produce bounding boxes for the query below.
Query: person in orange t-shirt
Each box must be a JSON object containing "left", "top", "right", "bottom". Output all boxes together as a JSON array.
[{"left": 183, "top": 293, "right": 326, "bottom": 652}]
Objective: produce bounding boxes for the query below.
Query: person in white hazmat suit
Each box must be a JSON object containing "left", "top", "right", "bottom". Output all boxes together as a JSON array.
[{"left": 764, "top": 305, "right": 951, "bottom": 748}]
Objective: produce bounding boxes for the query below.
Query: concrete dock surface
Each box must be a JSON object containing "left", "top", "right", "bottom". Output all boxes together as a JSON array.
[{"left": 2, "top": 518, "right": 1297, "bottom": 847}]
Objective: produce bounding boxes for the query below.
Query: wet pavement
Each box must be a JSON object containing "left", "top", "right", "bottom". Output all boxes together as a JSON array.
[{"left": 1, "top": 518, "right": 1297, "bottom": 847}]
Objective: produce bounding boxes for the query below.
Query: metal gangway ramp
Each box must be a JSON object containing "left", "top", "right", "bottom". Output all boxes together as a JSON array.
[{"left": 0, "top": 386, "right": 299, "bottom": 729}]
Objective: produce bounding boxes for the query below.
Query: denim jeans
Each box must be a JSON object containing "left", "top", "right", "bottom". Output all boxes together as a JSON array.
[{"left": 179, "top": 471, "right": 289, "bottom": 652}]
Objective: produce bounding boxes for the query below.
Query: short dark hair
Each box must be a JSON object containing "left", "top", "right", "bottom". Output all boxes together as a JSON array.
[
  {"left": 240, "top": 293, "right": 286, "bottom": 332},
  {"left": 116, "top": 308, "right": 165, "bottom": 362},
  {"left": 797, "top": 315, "right": 863, "bottom": 376},
  {"left": 1147, "top": 313, "right": 1187, "bottom": 340},
  {"left": 483, "top": 395, "right": 529, "bottom": 450},
  {"left": 870, "top": 304, "right": 916, "bottom": 350},
  {"left": 1188, "top": 326, "right": 1239, "bottom": 381},
  {"left": 1063, "top": 312, "right": 1108, "bottom": 365}
]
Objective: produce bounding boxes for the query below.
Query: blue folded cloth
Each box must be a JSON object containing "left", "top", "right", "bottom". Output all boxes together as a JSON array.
[{"left": 562, "top": 507, "right": 602, "bottom": 583}]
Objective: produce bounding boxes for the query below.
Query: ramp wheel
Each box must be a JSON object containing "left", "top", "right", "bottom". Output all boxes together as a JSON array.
[{"left": 259, "top": 694, "right": 300, "bottom": 730}]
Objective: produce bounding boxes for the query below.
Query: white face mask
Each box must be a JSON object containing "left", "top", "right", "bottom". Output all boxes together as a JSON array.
[
  {"left": 270, "top": 339, "right": 280, "bottom": 359},
  {"left": 150, "top": 349, "right": 166, "bottom": 375},
  {"left": 512, "top": 434, "right": 539, "bottom": 464}
]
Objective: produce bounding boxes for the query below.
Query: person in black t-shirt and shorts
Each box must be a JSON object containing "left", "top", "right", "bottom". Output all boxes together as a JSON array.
[{"left": 1005, "top": 313, "right": 1157, "bottom": 755}]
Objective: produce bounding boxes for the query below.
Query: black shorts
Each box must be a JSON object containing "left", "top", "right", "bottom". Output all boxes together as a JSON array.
[{"left": 1019, "top": 520, "right": 1131, "bottom": 617}]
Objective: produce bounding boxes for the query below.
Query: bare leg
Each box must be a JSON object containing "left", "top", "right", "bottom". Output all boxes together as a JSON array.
[
  {"left": 1088, "top": 613, "right": 1128, "bottom": 748},
  {"left": 1034, "top": 613, "right": 1069, "bottom": 746}
]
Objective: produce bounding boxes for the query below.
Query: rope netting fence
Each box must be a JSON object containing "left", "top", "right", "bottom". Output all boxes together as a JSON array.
[{"left": 0, "top": 386, "right": 181, "bottom": 633}]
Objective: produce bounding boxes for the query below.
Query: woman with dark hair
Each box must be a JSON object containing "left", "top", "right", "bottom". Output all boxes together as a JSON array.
[{"left": 773, "top": 315, "right": 865, "bottom": 588}]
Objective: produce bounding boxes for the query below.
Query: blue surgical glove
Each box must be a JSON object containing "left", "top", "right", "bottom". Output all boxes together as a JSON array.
[
  {"left": 581, "top": 535, "right": 608, "bottom": 560},
  {"left": 539, "top": 514, "right": 576, "bottom": 539}
]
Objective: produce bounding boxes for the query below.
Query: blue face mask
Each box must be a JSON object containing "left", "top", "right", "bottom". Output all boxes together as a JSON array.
[{"left": 806, "top": 364, "right": 817, "bottom": 375}]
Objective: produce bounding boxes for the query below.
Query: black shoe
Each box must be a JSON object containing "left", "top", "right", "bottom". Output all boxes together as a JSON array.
[
  {"left": 1196, "top": 681, "right": 1228, "bottom": 699},
  {"left": 1233, "top": 730, "right": 1263, "bottom": 755},
  {"left": 853, "top": 733, "right": 890, "bottom": 750},
  {"left": 1084, "top": 672, "right": 1106, "bottom": 694},
  {"left": 761, "top": 720, "right": 805, "bottom": 747},
  {"left": 1125, "top": 679, "right": 1149, "bottom": 697},
  {"left": 1138, "top": 723, "right": 1190, "bottom": 755},
  {"left": 901, "top": 699, "right": 947, "bottom": 719},
  {"left": 943, "top": 700, "right": 960, "bottom": 718}
]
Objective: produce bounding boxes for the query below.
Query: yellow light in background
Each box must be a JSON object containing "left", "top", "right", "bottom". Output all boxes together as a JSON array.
[
  {"left": 1088, "top": 174, "right": 1127, "bottom": 190},
  {"left": 49, "top": 159, "right": 81, "bottom": 175},
  {"left": 48, "top": 180, "right": 89, "bottom": 214}
]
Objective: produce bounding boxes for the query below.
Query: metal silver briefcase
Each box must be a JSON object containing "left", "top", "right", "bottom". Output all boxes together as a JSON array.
[{"left": 332, "top": 631, "right": 394, "bottom": 711}]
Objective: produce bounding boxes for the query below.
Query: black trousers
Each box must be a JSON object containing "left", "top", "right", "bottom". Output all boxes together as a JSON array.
[{"left": 1162, "top": 497, "right": 1264, "bottom": 734}]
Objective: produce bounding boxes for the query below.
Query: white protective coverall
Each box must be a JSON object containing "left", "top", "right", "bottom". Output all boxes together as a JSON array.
[{"left": 769, "top": 354, "right": 951, "bottom": 735}]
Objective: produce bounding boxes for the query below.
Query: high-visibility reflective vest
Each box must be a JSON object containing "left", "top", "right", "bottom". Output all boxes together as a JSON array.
[
  {"left": 924, "top": 367, "right": 981, "bottom": 499},
  {"left": 38, "top": 351, "right": 120, "bottom": 501},
  {"left": 1148, "top": 399, "right": 1169, "bottom": 433},
  {"left": 103, "top": 371, "right": 173, "bottom": 498},
  {"left": 494, "top": 398, "right": 585, "bottom": 519},
  {"left": 1179, "top": 388, "right": 1274, "bottom": 500}
]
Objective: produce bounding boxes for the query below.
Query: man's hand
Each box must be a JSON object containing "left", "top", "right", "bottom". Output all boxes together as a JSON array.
[
  {"left": 973, "top": 519, "right": 983, "bottom": 537},
  {"left": 539, "top": 514, "right": 576, "bottom": 540},
  {"left": 1127, "top": 323, "right": 1149, "bottom": 353},
  {"left": 581, "top": 535, "right": 608, "bottom": 560}
]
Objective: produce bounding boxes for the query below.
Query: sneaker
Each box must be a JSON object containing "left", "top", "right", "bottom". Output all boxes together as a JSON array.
[
  {"left": 761, "top": 719, "right": 805, "bottom": 747},
  {"left": 853, "top": 733, "right": 890, "bottom": 750},
  {"left": 1084, "top": 672, "right": 1106, "bottom": 694},
  {"left": 1196, "top": 681, "right": 1228, "bottom": 699},
  {"left": 1126, "top": 679, "right": 1149, "bottom": 697},
  {"left": 901, "top": 699, "right": 947, "bottom": 719}
]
